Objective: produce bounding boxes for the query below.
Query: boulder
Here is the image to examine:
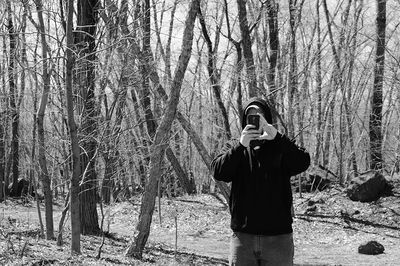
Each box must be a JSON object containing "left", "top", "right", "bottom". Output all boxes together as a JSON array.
[
  {"left": 358, "top": 241, "right": 385, "bottom": 255},
  {"left": 347, "top": 172, "right": 389, "bottom": 202}
]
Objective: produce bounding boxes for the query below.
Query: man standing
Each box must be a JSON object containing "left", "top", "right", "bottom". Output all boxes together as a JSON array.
[{"left": 212, "top": 97, "right": 310, "bottom": 265}]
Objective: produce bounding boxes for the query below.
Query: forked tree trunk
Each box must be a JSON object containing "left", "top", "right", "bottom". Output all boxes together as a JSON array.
[
  {"left": 65, "top": 0, "right": 81, "bottom": 254},
  {"left": 125, "top": 0, "right": 199, "bottom": 258},
  {"left": 35, "top": 0, "right": 54, "bottom": 240},
  {"left": 103, "top": 0, "right": 230, "bottom": 203},
  {"left": 138, "top": 0, "right": 192, "bottom": 194},
  {"left": 369, "top": 0, "right": 386, "bottom": 171}
]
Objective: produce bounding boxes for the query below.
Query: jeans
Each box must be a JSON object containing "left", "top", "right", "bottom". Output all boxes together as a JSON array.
[{"left": 229, "top": 231, "right": 294, "bottom": 266}]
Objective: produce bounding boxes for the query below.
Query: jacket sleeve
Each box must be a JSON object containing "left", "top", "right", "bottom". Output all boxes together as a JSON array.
[
  {"left": 276, "top": 133, "right": 310, "bottom": 177},
  {"left": 211, "top": 140, "right": 246, "bottom": 183}
]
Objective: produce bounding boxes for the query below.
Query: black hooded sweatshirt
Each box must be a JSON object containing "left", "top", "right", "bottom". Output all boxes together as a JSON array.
[{"left": 211, "top": 98, "right": 310, "bottom": 235}]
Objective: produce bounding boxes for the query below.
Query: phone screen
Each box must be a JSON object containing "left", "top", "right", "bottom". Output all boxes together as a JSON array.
[{"left": 247, "top": 115, "right": 260, "bottom": 130}]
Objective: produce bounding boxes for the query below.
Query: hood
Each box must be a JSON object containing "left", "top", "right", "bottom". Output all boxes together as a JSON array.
[{"left": 241, "top": 97, "right": 273, "bottom": 129}]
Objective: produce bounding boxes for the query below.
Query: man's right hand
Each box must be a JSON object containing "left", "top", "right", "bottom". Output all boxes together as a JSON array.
[{"left": 240, "top": 125, "right": 261, "bottom": 147}]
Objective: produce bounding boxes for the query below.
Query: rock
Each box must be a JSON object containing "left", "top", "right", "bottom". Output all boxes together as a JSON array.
[
  {"left": 358, "top": 241, "right": 385, "bottom": 255},
  {"left": 347, "top": 172, "right": 389, "bottom": 202}
]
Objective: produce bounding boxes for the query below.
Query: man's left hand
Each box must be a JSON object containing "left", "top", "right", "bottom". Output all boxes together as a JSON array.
[{"left": 258, "top": 115, "right": 278, "bottom": 140}]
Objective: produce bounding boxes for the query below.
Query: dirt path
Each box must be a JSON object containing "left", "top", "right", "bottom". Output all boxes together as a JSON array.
[{"left": 1, "top": 188, "right": 400, "bottom": 265}]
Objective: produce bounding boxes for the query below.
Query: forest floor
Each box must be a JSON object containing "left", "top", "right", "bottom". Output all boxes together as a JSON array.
[{"left": 1, "top": 176, "right": 400, "bottom": 266}]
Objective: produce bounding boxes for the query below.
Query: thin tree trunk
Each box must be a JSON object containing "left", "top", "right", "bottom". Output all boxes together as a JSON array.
[
  {"left": 141, "top": 0, "right": 157, "bottom": 137},
  {"left": 6, "top": 0, "right": 20, "bottom": 197},
  {"left": 198, "top": 6, "right": 231, "bottom": 140},
  {"left": 236, "top": 0, "right": 257, "bottom": 97},
  {"left": 35, "top": 0, "right": 54, "bottom": 240},
  {"left": 314, "top": 0, "right": 323, "bottom": 166},
  {"left": 344, "top": 0, "right": 362, "bottom": 179},
  {"left": 369, "top": 0, "right": 386, "bottom": 171},
  {"left": 101, "top": 71, "right": 129, "bottom": 204},
  {"left": 102, "top": 0, "right": 230, "bottom": 203},
  {"left": 65, "top": 0, "right": 81, "bottom": 254},
  {"left": 266, "top": 0, "right": 279, "bottom": 94},
  {"left": 138, "top": 0, "right": 191, "bottom": 194},
  {"left": 287, "top": 0, "right": 298, "bottom": 139},
  {"left": 0, "top": 110, "right": 4, "bottom": 201},
  {"left": 125, "top": 0, "right": 199, "bottom": 257}
]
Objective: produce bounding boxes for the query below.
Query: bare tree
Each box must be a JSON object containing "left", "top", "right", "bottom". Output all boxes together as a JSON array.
[
  {"left": 65, "top": 0, "right": 81, "bottom": 254},
  {"left": 125, "top": 0, "right": 199, "bottom": 258},
  {"left": 370, "top": 0, "right": 386, "bottom": 171},
  {"left": 198, "top": 4, "right": 231, "bottom": 140},
  {"left": 35, "top": 0, "right": 54, "bottom": 240},
  {"left": 6, "top": 0, "right": 20, "bottom": 197},
  {"left": 0, "top": 109, "right": 4, "bottom": 201},
  {"left": 75, "top": 0, "right": 100, "bottom": 235},
  {"left": 236, "top": 0, "right": 257, "bottom": 97}
]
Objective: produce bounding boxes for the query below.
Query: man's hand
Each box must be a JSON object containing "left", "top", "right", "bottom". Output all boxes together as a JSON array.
[
  {"left": 240, "top": 125, "right": 261, "bottom": 147},
  {"left": 258, "top": 115, "right": 278, "bottom": 140}
]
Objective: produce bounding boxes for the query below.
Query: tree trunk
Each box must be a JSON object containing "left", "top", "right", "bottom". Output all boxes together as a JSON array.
[
  {"left": 314, "top": 0, "right": 323, "bottom": 166},
  {"left": 76, "top": 0, "right": 100, "bottom": 235},
  {"left": 101, "top": 71, "right": 129, "bottom": 204},
  {"left": 236, "top": 0, "right": 257, "bottom": 97},
  {"left": 6, "top": 0, "right": 20, "bottom": 197},
  {"left": 0, "top": 110, "right": 4, "bottom": 202},
  {"left": 141, "top": 0, "right": 157, "bottom": 137},
  {"left": 369, "top": 0, "right": 386, "bottom": 171},
  {"left": 65, "top": 0, "right": 81, "bottom": 254},
  {"left": 104, "top": 0, "right": 231, "bottom": 203},
  {"left": 165, "top": 147, "right": 194, "bottom": 194},
  {"left": 35, "top": 0, "right": 54, "bottom": 240},
  {"left": 287, "top": 0, "right": 297, "bottom": 139},
  {"left": 198, "top": 6, "right": 231, "bottom": 140},
  {"left": 266, "top": 0, "right": 279, "bottom": 94},
  {"left": 138, "top": 0, "right": 191, "bottom": 194},
  {"left": 125, "top": 0, "right": 199, "bottom": 258}
]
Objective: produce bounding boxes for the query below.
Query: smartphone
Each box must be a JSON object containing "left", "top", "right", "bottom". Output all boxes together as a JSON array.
[{"left": 247, "top": 114, "right": 260, "bottom": 130}]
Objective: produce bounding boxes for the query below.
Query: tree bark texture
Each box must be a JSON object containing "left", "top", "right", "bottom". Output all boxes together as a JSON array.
[
  {"left": 35, "top": 0, "right": 54, "bottom": 240},
  {"left": 66, "top": 0, "right": 81, "bottom": 255},
  {"left": 198, "top": 6, "right": 231, "bottom": 140},
  {"left": 370, "top": 0, "right": 386, "bottom": 171},
  {"left": 125, "top": 0, "right": 199, "bottom": 258},
  {"left": 236, "top": 0, "right": 257, "bottom": 98},
  {"left": 0, "top": 111, "right": 4, "bottom": 201},
  {"left": 266, "top": 0, "right": 279, "bottom": 94},
  {"left": 76, "top": 0, "right": 100, "bottom": 235},
  {"left": 287, "top": 0, "right": 298, "bottom": 139},
  {"left": 314, "top": 0, "right": 323, "bottom": 166},
  {"left": 6, "top": 0, "right": 20, "bottom": 197}
]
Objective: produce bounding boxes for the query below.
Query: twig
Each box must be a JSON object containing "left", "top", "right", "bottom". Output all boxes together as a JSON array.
[
  {"left": 19, "top": 240, "right": 28, "bottom": 258},
  {"left": 57, "top": 192, "right": 70, "bottom": 246}
]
